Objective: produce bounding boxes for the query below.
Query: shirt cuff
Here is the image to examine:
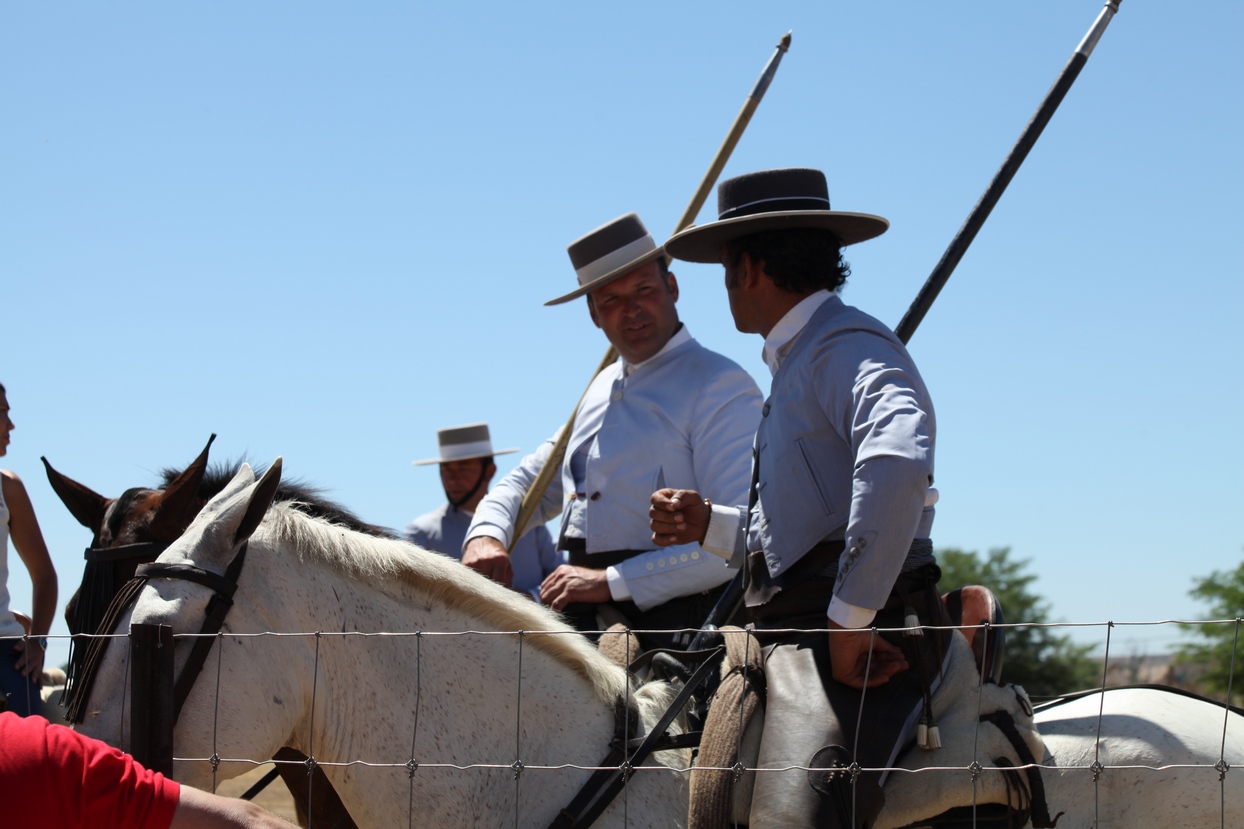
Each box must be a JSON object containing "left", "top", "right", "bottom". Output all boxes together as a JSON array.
[
  {"left": 827, "top": 595, "right": 876, "bottom": 629},
  {"left": 702, "top": 503, "right": 742, "bottom": 561},
  {"left": 464, "top": 525, "right": 510, "bottom": 554},
  {"left": 605, "top": 565, "right": 631, "bottom": 601}
]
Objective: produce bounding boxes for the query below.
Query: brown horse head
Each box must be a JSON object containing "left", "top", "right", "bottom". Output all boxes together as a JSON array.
[
  {"left": 44, "top": 433, "right": 216, "bottom": 549},
  {"left": 45, "top": 434, "right": 217, "bottom": 642}
]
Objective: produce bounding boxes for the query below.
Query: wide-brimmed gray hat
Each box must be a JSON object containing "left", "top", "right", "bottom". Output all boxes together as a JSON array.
[
  {"left": 412, "top": 423, "right": 518, "bottom": 466},
  {"left": 664, "top": 168, "right": 889, "bottom": 264},
  {"left": 545, "top": 212, "right": 668, "bottom": 306}
]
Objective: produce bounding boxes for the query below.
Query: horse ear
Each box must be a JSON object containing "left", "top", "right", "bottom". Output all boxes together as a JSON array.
[
  {"left": 233, "top": 457, "right": 282, "bottom": 546},
  {"left": 148, "top": 434, "right": 217, "bottom": 540},
  {"left": 41, "top": 456, "right": 110, "bottom": 532}
]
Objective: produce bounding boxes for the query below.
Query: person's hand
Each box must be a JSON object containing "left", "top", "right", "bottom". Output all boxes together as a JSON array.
[
  {"left": 540, "top": 565, "right": 610, "bottom": 611},
  {"left": 13, "top": 638, "right": 45, "bottom": 684},
  {"left": 461, "top": 536, "right": 513, "bottom": 588},
  {"left": 827, "top": 620, "right": 908, "bottom": 689},
  {"left": 649, "top": 488, "right": 710, "bottom": 547}
]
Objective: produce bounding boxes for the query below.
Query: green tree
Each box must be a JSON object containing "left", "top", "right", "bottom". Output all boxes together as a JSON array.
[
  {"left": 937, "top": 546, "right": 1097, "bottom": 698},
  {"left": 1175, "top": 559, "right": 1244, "bottom": 707}
]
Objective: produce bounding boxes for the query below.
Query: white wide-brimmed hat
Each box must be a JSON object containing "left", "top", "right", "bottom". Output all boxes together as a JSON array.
[
  {"left": 545, "top": 212, "right": 668, "bottom": 306},
  {"left": 412, "top": 423, "right": 518, "bottom": 466}
]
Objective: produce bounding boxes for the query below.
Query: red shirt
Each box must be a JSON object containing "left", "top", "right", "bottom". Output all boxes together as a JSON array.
[{"left": 0, "top": 712, "right": 181, "bottom": 829}]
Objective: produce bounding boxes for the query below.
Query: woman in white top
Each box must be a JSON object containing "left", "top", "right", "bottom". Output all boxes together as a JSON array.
[{"left": 0, "top": 382, "right": 58, "bottom": 716}]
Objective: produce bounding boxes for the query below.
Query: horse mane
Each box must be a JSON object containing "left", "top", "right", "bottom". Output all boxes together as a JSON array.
[
  {"left": 159, "top": 459, "right": 395, "bottom": 539},
  {"left": 257, "top": 503, "right": 632, "bottom": 707}
]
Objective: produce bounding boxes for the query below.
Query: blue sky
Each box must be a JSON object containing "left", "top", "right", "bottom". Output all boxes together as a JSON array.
[{"left": 4, "top": 2, "right": 1241, "bottom": 669}]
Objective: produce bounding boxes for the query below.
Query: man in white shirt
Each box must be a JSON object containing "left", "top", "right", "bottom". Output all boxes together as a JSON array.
[{"left": 463, "top": 213, "right": 762, "bottom": 649}]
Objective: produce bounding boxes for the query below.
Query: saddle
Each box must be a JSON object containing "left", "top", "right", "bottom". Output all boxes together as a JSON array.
[{"left": 689, "top": 585, "right": 1049, "bottom": 829}]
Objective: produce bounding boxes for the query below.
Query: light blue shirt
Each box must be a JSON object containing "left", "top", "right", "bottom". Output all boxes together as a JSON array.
[
  {"left": 704, "top": 292, "right": 936, "bottom": 627},
  {"left": 468, "top": 327, "right": 763, "bottom": 611},
  {"left": 404, "top": 503, "right": 563, "bottom": 601}
]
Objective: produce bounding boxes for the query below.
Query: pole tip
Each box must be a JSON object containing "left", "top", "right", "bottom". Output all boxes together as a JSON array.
[{"left": 779, "top": 31, "right": 792, "bottom": 50}]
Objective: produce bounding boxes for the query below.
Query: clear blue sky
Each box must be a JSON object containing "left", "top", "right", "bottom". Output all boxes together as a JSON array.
[{"left": 4, "top": 2, "right": 1241, "bottom": 669}]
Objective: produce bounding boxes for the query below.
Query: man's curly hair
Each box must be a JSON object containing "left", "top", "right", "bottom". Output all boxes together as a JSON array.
[{"left": 725, "top": 227, "right": 850, "bottom": 294}]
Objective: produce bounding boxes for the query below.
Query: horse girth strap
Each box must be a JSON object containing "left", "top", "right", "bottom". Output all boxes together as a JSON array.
[
  {"left": 980, "top": 710, "right": 1063, "bottom": 829},
  {"left": 550, "top": 644, "right": 727, "bottom": 829}
]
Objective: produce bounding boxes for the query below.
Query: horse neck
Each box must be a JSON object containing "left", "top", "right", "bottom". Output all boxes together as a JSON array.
[
  {"left": 237, "top": 538, "right": 668, "bottom": 826},
  {"left": 240, "top": 535, "right": 622, "bottom": 761}
]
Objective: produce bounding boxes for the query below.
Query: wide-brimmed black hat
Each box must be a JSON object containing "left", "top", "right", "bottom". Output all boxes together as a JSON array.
[
  {"left": 664, "top": 168, "right": 889, "bottom": 264},
  {"left": 545, "top": 212, "right": 667, "bottom": 306}
]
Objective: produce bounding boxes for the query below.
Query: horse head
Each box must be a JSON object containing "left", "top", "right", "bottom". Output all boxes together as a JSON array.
[
  {"left": 44, "top": 433, "right": 216, "bottom": 549},
  {"left": 77, "top": 460, "right": 301, "bottom": 785},
  {"left": 45, "top": 432, "right": 218, "bottom": 706}
]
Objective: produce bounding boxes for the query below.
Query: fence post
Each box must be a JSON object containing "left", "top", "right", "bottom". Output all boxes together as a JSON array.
[{"left": 130, "top": 622, "right": 175, "bottom": 777}]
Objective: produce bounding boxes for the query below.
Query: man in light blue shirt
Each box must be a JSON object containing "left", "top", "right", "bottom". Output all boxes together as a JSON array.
[
  {"left": 651, "top": 168, "right": 947, "bottom": 828},
  {"left": 404, "top": 423, "right": 562, "bottom": 601},
  {"left": 463, "top": 213, "right": 762, "bottom": 649}
]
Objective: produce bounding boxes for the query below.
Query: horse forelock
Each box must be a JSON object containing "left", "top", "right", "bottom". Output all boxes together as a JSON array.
[{"left": 254, "top": 503, "right": 629, "bottom": 706}]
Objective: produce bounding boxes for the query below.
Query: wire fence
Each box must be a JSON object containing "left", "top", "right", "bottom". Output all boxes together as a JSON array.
[{"left": 38, "top": 617, "right": 1244, "bottom": 828}]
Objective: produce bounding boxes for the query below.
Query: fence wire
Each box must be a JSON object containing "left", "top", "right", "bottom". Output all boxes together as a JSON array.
[{"left": 45, "top": 616, "right": 1244, "bottom": 828}]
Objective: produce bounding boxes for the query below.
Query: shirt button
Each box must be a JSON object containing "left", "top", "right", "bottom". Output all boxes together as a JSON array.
[
  {"left": 858, "top": 537, "right": 868, "bottom": 549},
  {"left": 680, "top": 553, "right": 689, "bottom": 563},
  {"left": 691, "top": 551, "right": 700, "bottom": 560},
  {"left": 612, "top": 391, "right": 623, "bottom": 402},
  {"left": 590, "top": 492, "right": 601, "bottom": 501},
  {"left": 647, "top": 563, "right": 655, "bottom": 571},
  {"left": 762, "top": 402, "right": 770, "bottom": 416},
  {"left": 658, "top": 558, "right": 666, "bottom": 567}
]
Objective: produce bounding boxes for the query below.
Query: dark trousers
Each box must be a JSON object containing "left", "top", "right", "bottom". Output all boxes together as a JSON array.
[
  {"left": 747, "top": 563, "right": 950, "bottom": 829},
  {"left": 563, "top": 586, "right": 725, "bottom": 652}
]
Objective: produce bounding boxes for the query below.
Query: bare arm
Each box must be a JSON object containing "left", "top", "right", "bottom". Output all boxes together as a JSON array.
[
  {"left": 3, "top": 470, "right": 57, "bottom": 681},
  {"left": 171, "top": 785, "right": 297, "bottom": 829}
]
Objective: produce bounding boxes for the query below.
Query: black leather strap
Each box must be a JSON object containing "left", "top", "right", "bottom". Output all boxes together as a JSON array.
[
  {"left": 85, "top": 541, "right": 171, "bottom": 564},
  {"left": 550, "top": 645, "right": 726, "bottom": 829}
]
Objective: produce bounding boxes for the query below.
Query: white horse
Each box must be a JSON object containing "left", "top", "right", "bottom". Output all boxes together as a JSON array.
[
  {"left": 76, "top": 460, "right": 1244, "bottom": 828},
  {"left": 1032, "top": 687, "right": 1244, "bottom": 827},
  {"left": 723, "top": 626, "right": 1244, "bottom": 828},
  {"left": 76, "top": 461, "right": 689, "bottom": 828}
]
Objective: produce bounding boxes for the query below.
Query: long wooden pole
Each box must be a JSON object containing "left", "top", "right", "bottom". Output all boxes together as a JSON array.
[
  {"left": 688, "top": 1, "right": 1123, "bottom": 646},
  {"left": 895, "top": 1, "right": 1121, "bottom": 344},
  {"left": 508, "top": 32, "right": 793, "bottom": 551}
]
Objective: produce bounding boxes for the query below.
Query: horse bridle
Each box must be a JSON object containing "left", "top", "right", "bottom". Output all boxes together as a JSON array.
[
  {"left": 134, "top": 542, "right": 250, "bottom": 720},
  {"left": 66, "top": 541, "right": 250, "bottom": 725}
]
